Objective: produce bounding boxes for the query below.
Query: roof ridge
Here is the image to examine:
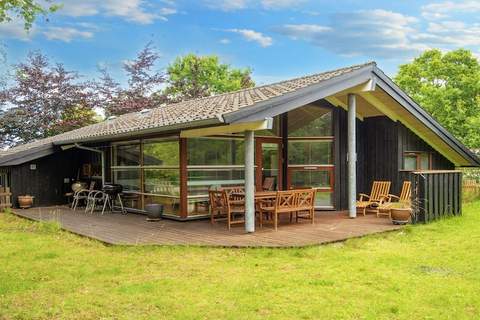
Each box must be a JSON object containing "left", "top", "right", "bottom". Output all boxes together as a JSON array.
[{"left": 162, "top": 61, "right": 376, "bottom": 107}]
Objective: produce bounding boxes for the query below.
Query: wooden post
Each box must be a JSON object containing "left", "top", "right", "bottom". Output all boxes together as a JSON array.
[
  {"left": 179, "top": 138, "right": 188, "bottom": 219},
  {"left": 348, "top": 93, "right": 357, "bottom": 218},
  {"left": 244, "top": 130, "right": 255, "bottom": 233}
]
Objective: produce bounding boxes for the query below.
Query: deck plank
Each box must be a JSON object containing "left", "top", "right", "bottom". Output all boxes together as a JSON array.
[{"left": 11, "top": 206, "right": 402, "bottom": 247}]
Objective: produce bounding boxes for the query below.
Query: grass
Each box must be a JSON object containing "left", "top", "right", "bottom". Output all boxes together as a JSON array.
[{"left": 1, "top": 203, "right": 480, "bottom": 320}]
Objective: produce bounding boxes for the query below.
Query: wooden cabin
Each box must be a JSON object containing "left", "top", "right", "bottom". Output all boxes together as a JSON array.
[{"left": 0, "top": 62, "right": 478, "bottom": 226}]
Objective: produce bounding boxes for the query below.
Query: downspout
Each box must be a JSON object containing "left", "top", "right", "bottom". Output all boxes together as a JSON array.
[{"left": 74, "top": 143, "right": 105, "bottom": 186}]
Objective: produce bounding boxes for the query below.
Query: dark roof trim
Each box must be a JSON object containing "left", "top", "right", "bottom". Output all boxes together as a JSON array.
[
  {"left": 0, "top": 144, "right": 55, "bottom": 166},
  {"left": 223, "top": 64, "right": 375, "bottom": 123},
  {"left": 372, "top": 66, "right": 480, "bottom": 166}
]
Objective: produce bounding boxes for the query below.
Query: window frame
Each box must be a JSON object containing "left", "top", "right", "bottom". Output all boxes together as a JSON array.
[{"left": 402, "top": 151, "right": 432, "bottom": 171}]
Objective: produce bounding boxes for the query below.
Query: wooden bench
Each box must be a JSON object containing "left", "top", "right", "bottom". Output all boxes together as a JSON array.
[{"left": 258, "top": 189, "right": 316, "bottom": 231}]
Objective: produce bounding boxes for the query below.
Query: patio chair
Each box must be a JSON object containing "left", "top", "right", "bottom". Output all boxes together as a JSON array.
[
  {"left": 72, "top": 181, "right": 96, "bottom": 210},
  {"left": 377, "top": 181, "right": 411, "bottom": 218},
  {"left": 209, "top": 190, "right": 227, "bottom": 224},
  {"left": 262, "top": 177, "right": 275, "bottom": 191},
  {"left": 222, "top": 190, "right": 245, "bottom": 230},
  {"left": 356, "top": 181, "right": 391, "bottom": 216},
  {"left": 258, "top": 190, "right": 297, "bottom": 231},
  {"left": 85, "top": 190, "right": 112, "bottom": 215},
  {"left": 294, "top": 189, "right": 316, "bottom": 224}
]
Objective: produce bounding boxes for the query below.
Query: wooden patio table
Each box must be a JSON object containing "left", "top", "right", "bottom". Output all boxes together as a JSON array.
[{"left": 230, "top": 191, "right": 277, "bottom": 201}]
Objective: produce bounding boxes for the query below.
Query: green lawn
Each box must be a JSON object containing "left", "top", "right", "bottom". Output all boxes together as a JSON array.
[{"left": 1, "top": 203, "right": 480, "bottom": 320}]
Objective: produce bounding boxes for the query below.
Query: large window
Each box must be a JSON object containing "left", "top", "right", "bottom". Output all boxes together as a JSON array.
[
  {"left": 187, "top": 137, "right": 245, "bottom": 216},
  {"left": 287, "top": 105, "right": 334, "bottom": 208},
  {"left": 403, "top": 152, "right": 431, "bottom": 171},
  {"left": 111, "top": 138, "right": 180, "bottom": 215}
]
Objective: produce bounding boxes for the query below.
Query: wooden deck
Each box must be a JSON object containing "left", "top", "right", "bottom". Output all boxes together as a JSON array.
[{"left": 12, "top": 206, "right": 402, "bottom": 247}]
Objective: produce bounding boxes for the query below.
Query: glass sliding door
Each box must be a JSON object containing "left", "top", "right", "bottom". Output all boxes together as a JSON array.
[
  {"left": 142, "top": 138, "right": 180, "bottom": 216},
  {"left": 187, "top": 137, "right": 245, "bottom": 216},
  {"left": 256, "top": 139, "right": 282, "bottom": 191},
  {"left": 111, "top": 141, "right": 142, "bottom": 209},
  {"left": 111, "top": 137, "right": 180, "bottom": 215},
  {"left": 288, "top": 166, "right": 334, "bottom": 207},
  {"left": 287, "top": 105, "right": 335, "bottom": 209}
]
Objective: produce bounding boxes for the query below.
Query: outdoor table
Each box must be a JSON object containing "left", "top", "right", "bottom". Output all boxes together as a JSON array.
[{"left": 230, "top": 191, "right": 277, "bottom": 200}]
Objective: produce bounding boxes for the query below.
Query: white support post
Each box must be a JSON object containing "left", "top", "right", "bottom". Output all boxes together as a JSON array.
[
  {"left": 244, "top": 130, "right": 255, "bottom": 233},
  {"left": 348, "top": 93, "right": 357, "bottom": 218}
]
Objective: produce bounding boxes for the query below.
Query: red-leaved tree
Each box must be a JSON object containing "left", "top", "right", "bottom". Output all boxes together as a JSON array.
[
  {"left": 97, "top": 43, "right": 166, "bottom": 116},
  {"left": 0, "top": 52, "right": 97, "bottom": 147}
]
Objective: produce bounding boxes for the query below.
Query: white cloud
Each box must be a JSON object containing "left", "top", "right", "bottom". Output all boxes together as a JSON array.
[
  {"left": 204, "top": 0, "right": 304, "bottom": 11},
  {"left": 42, "top": 27, "right": 94, "bottom": 42},
  {"left": 58, "top": 0, "right": 177, "bottom": 24},
  {"left": 261, "top": 0, "right": 305, "bottom": 9},
  {"left": 206, "top": 0, "right": 249, "bottom": 11},
  {"left": 0, "top": 20, "right": 35, "bottom": 41},
  {"left": 227, "top": 28, "right": 273, "bottom": 47},
  {"left": 276, "top": 10, "right": 424, "bottom": 58},
  {"left": 276, "top": 7, "right": 480, "bottom": 59},
  {"left": 219, "top": 38, "right": 231, "bottom": 44},
  {"left": 422, "top": 1, "right": 480, "bottom": 19}
]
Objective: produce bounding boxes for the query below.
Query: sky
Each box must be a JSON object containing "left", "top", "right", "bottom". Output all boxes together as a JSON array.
[{"left": 0, "top": 0, "right": 479, "bottom": 86}]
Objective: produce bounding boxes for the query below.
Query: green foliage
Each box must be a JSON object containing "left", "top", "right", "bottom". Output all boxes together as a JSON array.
[
  {"left": 163, "top": 53, "right": 255, "bottom": 102},
  {"left": 1, "top": 202, "right": 480, "bottom": 318},
  {"left": 0, "top": 0, "right": 60, "bottom": 30},
  {"left": 395, "top": 49, "right": 480, "bottom": 148},
  {"left": 46, "top": 105, "right": 99, "bottom": 136}
]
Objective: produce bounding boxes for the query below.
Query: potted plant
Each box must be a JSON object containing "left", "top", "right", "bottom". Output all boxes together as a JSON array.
[
  {"left": 18, "top": 195, "right": 34, "bottom": 209},
  {"left": 389, "top": 201, "right": 412, "bottom": 225}
]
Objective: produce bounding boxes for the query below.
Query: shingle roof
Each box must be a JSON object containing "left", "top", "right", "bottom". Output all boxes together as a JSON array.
[{"left": 0, "top": 61, "right": 374, "bottom": 158}]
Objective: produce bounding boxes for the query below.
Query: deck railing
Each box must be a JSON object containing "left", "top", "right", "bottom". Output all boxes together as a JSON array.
[{"left": 410, "top": 170, "right": 462, "bottom": 223}]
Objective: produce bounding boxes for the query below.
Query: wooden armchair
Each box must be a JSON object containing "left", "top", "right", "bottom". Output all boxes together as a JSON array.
[
  {"left": 262, "top": 177, "right": 275, "bottom": 191},
  {"left": 223, "top": 190, "right": 245, "bottom": 230},
  {"left": 294, "top": 189, "right": 316, "bottom": 224},
  {"left": 209, "top": 190, "right": 226, "bottom": 224},
  {"left": 258, "top": 190, "right": 296, "bottom": 231},
  {"left": 209, "top": 189, "right": 245, "bottom": 230},
  {"left": 356, "top": 181, "right": 391, "bottom": 216},
  {"left": 377, "top": 181, "right": 411, "bottom": 218}
]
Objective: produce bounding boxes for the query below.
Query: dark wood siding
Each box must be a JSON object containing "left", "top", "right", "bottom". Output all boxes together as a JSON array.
[
  {"left": 9, "top": 148, "right": 82, "bottom": 207},
  {"left": 334, "top": 109, "right": 455, "bottom": 210}
]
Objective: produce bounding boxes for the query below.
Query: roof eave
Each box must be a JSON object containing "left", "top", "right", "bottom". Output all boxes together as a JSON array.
[
  {"left": 372, "top": 66, "right": 480, "bottom": 167},
  {"left": 0, "top": 144, "right": 56, "bottom": 166},
  {"left": 52, "top": 117, "right": 223, "bottom": 146}
]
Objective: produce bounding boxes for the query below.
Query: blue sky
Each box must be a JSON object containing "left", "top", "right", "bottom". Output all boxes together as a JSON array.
[{"left": 0, "top": 0, "right": 479, "bottom": 86}]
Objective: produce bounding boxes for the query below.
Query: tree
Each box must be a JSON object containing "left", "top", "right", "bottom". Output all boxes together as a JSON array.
[
  {"left": 98, "top": 43, "right": 166, "bottom": 116},
  {"left": 163, "top": 54, "right": 254, "bottom": 102},
  {"left": 0, "top": 0, "right": 59, "bottom": 30},
  {"left": 0, "top": 52, "right": 97, "bottom": 147},
  {"left": 395, "top": 49, "right": 480, "bottom": 148}
]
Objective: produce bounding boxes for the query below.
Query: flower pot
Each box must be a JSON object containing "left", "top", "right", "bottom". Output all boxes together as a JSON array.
[
  {"left": 145, "top": 204, "right": 164, "bottom": 221},
  {"left": 390, "top": 208, "right": 412, "bottom": 225},
  {"left": 18, "top": 195, "right": 34, "bottom": 209}
]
